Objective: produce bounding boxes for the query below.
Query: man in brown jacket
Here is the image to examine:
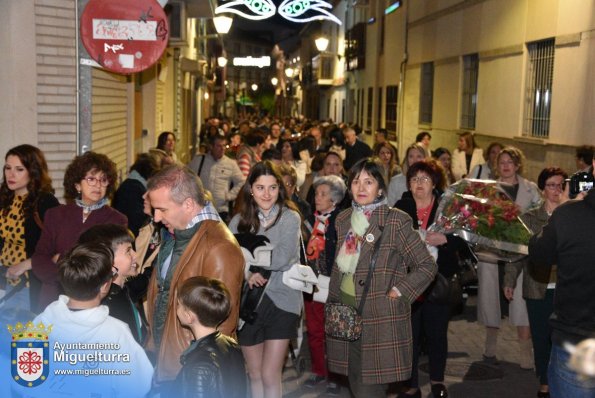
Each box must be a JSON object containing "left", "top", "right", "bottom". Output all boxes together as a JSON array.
[{"left": 144, "top": 165, "right": 244, "bottom": 383}]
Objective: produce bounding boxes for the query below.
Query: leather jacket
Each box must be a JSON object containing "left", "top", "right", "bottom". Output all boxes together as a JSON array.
[
  {"left": 175, "top": 332, "right": 247, "bottom": 398},
  {"left": 145, "top": 220, "right": 245, "bottom": 382}
]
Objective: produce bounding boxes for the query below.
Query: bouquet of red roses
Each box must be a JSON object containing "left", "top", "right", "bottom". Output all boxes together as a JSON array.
[{"left": 430, "top": 179, "right": 535, "bottom": 255}]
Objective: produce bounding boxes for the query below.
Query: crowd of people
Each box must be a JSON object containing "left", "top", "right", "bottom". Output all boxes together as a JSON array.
[{"left": 1, "top": 116, "right": 594, "bottom": 398}]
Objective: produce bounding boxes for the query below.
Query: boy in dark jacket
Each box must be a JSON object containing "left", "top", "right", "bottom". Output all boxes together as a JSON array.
[
  {"left": 174, "top": 276, "right": 247, "bottom": 398},
  {"left": 78, "top": 224, "right": 147, "bottom": 344}
]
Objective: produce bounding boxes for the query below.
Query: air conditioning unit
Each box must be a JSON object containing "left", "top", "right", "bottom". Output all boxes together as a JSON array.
[{"left": 167, "top": 0, "right": 187, "bottom": 46}]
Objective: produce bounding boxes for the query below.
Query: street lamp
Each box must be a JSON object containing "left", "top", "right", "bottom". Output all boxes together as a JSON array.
[
  {"left": 285, "top": 67, "right": 294, "bottom": 78},
  {"left": 217, "top": 56, "right": 228, "bottom": 67},
  {"left": 271, "top": 77, "right": 278, "bottom": 86},
  {"left": 315, "top": 36, "right": 329, "bottom": 52},
  {"left": 251, "top": 83, "right": 258, "bottom": 91},
  {"left": 213, "top": 16, "right": 233, "bottom": 34}
]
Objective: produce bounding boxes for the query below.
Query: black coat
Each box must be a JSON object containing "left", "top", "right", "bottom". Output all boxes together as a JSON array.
[
  {"left": 174, "top": 332, "right": 247, "bottom": 398},
  {"left": 112, "top": 178, "right": 149, "bottom": 237},
  {"left": 344, "top": 139, "right": 373, "bottom": 171},
  {"left": 395, "top": 192, "right": 465, "bottom": 278},
  {"left": 102, "top": 283, "right": 147, "bottom": 344}
]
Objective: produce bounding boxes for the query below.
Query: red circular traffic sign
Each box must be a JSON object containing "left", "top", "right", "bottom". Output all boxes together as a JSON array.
[{"left": 80, "top": 0, "right": 169, "bottom": 74}]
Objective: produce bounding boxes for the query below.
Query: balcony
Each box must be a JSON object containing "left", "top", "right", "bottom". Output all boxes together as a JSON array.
[{"left": 311, "top": 53, "right": 335, "bottom": 86}]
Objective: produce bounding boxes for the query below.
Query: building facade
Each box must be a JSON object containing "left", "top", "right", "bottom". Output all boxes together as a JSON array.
[{"left": 306, "top": 0, "right": 595, "bottom": 179}]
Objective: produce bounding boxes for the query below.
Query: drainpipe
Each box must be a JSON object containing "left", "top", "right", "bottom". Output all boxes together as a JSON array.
[
  {"left": 397, "top": 1, "right": 409, "bottom": 160},
  {"left": 76, "top": 0, "right": 92, "bottom": 154}
]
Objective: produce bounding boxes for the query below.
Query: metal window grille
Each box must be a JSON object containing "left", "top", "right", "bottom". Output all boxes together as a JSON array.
[
  {"left": 524, "top": 38, "right": 555, "bottom": 138},
  {"left": 386, "top": 85, "right": 398, "bottom": 133},
  {"left": 461, "top": 54, "right": 479, "bottom": 129},
  {"left": 367, "top": 87, "right": 373, "bottom": 130},
  {"left": 377, "top": 87, "right": 383, "bottom": 129},
  {"left": 419, "top": 62, "right": 434, "bottom": 124}
]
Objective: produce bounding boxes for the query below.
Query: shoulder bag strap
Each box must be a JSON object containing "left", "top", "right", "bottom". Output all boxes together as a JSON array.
[
  {"left": 476, "top": 164, "right": 483, "bottom": 179},
  {"left": 357, "top": 233, "right": 383, "bottom": 315},
  {"left": 196, "top": 155, "right": 206, "bottom": 177}
]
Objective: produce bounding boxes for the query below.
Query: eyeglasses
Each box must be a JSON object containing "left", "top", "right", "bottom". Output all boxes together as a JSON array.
[
  {"left": 284, "top": 182, "right": 295, "bottom": 188},
  {"left": 545, "top": 183, "right": 565, "bottom": 191},
  {"left": 83, "top": 176, "right": 109, "bottom": 187},
  {"left": 410, "top": 176, "right": 431, "bottom": 184},
  {"left": 112, "top": 265, "right": 119, "bottom": 277}
]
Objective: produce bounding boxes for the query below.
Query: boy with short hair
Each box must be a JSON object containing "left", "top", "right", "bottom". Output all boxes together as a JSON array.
[
  {"left": 78, "top": 224, "right": 146, "bottom": 343},
  {"left": 33, "top": 241, "right": 153, "bottom": 397},
  {"left": 174, "top": 276, "right": 247, "bottom": 398}
]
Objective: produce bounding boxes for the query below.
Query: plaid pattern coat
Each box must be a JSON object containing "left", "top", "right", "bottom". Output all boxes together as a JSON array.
[{"left": 326, "top": 204, "right": 437, "bottom": 384}]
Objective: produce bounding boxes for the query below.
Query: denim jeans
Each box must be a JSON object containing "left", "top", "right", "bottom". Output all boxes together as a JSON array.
[{"left": 548, "top": 342, "right": 595, "bottom": 398}]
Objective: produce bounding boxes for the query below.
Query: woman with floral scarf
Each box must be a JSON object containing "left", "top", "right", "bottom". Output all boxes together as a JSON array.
[
  {"left": 326, "top": 158, "right": 437, "bottom": 397},
  {"left": 302, "top": 175, "right": 346, "bottom": 395}
]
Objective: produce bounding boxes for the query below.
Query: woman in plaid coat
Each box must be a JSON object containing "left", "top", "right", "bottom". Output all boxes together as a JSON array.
[{"left": 326, "top": 158, "right": 437, "bottom": 397}]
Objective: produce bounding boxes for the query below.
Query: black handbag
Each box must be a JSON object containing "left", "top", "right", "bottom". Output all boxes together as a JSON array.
[
  {"left": 426, "top": 273, "right": 451, "bottom": 304},
  {"left": 238, "top": 268, "right": 271, "bottom": 325}
]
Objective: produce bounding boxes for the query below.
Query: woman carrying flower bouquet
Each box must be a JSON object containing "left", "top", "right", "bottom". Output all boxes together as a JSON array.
[
  {"left": 395, "top": 159, "right": 469, "bottom": 398},
  {"left": 504, "top": 167, "right": 568, "bottom": 398},
  {"left": 476, "top": 146, "right": 542, "bottom": 369},
  {"left": 326, "top": 158, "right": 436, "bottom": 397}
]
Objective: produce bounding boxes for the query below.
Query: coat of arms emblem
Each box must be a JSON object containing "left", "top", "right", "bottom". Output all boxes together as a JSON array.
[{"left": 8, "top": 321, "right": 52, "bottom": 387}]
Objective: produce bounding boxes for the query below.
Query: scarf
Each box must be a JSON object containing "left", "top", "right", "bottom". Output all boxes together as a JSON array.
[
  {"left": 336, "top": 197, "right": 387, "bottom": 274},
  {"left": 127, "top": 170, "right": 147, "bottom": 188},
  {"left": 306, "top": 208, "right": 334, "bottom": 261},
  {"left": 75, "top": 197, "right": 108, "bottom": 213},
  {"left": 258, "top": 204, "right": 279, "bottom": 228}
]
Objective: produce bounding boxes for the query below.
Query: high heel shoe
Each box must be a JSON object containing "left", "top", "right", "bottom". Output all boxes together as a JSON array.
[{"left": 431, "top": 383, "right": 449, "bottom": 397}]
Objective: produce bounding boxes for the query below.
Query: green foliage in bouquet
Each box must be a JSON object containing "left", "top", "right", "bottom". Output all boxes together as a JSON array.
[{"left": 436, "top": 180, "right": 533, "bottom": 245}]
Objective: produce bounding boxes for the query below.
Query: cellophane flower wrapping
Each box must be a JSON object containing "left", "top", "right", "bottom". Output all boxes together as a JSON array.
[{"left": 430, "top": 179, "right": 535, "bottom": 255}]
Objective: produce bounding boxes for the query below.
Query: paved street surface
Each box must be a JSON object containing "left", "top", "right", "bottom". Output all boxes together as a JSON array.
[{"left": 282, "top": 295, "right": 539, "bottom": 397}]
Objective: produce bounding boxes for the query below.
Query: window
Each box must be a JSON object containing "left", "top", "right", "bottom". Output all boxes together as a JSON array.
[
  {"left": 461, "top": 54, "right": 479, "bottom": 130},
  {"left": 524, "top": 38, "right": 555, "bottom": 138},
  {"left": 377, "top": 87, "right": 383, "bottom": 129},
  {"left": 367, "top": 87, "right": 373, "bottom": 130},
  {"left": 419, "top": 62, "right": 434, "bottom": 125},
  {"left": 386, "top": 85, "right": 398, "bottom": 133}
]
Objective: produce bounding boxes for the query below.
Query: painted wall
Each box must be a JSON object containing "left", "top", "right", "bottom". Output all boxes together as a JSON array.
[{"left": 0, "top": 0, "right": 38, "bottom": 157}]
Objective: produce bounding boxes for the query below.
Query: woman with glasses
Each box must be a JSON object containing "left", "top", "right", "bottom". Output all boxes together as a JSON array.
[
  {"left": 476, "top": 146, "right": 541, "bottom": 369},
  {"left": 2, "top": 145, "right": 59, "bottom": 316},
  {"left": 388, "top": 143, "right": 428, "bottom": 206},
  {"left": 504, "top": 167, "right": 568, "bottom": 398},
  {"left": 30, "top": 152, "right": 127, "bottom": 311},
  {"left": 394, "top": 159, "right": 467, "bottom": 398}
]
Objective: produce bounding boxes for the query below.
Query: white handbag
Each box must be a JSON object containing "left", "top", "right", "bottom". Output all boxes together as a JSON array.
[
  {"left": 282, "top": 263, "right": 318, "bottom": 293},
  {"left": 313, "top": 274, "right": 330, "bottom": 303},
  {"left": 282, "top": 235, "right": 318, "bottom": 293}
]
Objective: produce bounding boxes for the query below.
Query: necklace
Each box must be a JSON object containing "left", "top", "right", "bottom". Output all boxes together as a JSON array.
[{"left": 416, "top": 198, "right": 434, "bottom": 228}]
